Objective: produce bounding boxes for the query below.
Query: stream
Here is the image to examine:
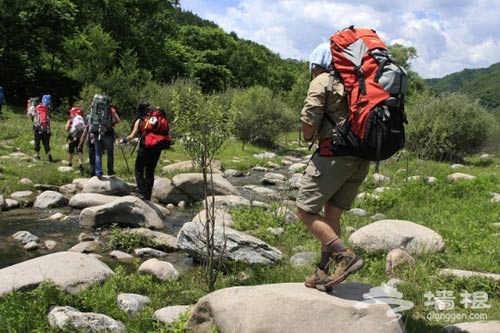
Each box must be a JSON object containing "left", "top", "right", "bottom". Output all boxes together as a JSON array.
[{"left": 0, "top": 170, "right": 294, "bottom": 269}]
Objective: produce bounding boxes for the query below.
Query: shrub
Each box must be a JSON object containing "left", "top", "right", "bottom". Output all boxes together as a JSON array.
[
  {"left": 405, "top": 92, "right": 497, "bottom": 161},
  {"left": 231, "top": 86, "right": 296, "bottom": 149}
]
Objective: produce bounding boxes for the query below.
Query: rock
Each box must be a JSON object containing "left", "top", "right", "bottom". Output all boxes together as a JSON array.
[
  {"left": 385, "top": 248, "right": 415, "bottom": 277},
  {"left": 191, "top": 208, "right": 234, "bottom": 228},
  {"left": 177, "top": 222, "right": 282, "bottom": 265},
  {"left": 117, "top": 293, "right": 151, "bottom": 316},
  {"left": 447, "top": 173, "right": 476, "bottom": 181},
  {"left": 171, "top": 173, "right": 240, "bottom": 201},
  {"left": 81, "top": 176, "right": 132, "bottom": 195},
  {"left": 153, "top": 305, "right": 191, "bottom": 325},
  {"left": 349, "top": 219, "right": 445, "bottom": 254},
  {"left": 79, "top": 196, "right": 164, "bottom": 229},
  {"left": 440, "top": 269, "right": 500, "bottom": 281},
  {"left": 138, "top": 258, "right": 179, "bottom": 281},
  {"left": 68, "top": 192, "right": 119, "bottom": 209},
  {"left": 48, "top": 306, "right": 126, "bottom": 332},
  {"left": 0, "top": 251, "right": 115, "bottom": 296},
  {"left": 442, "top": 321, "right": 500, "bottom": 333},
  {"left": 184, "top": 283, "right": 405, "bottom": 333}
]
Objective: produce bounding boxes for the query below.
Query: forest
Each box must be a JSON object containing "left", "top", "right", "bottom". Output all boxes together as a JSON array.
[
  {"left": 4, "top": 0, "right": 497, "bottom": 159},
  {"left": 0, "top": 0, "right": 422, "bottom": 116},
  {"left": 0, "top": 0, "right": 309, "bottom": 115}
]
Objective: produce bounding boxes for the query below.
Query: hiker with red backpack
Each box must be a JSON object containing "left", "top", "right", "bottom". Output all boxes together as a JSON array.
[
  {"left": 64, "top": 106, "right": 86, "bottom": 174},
  {"left": 31, "top": 96, "right": 54, "bottom": 162},
  {"left": 296, "top": 42, "right": 369, "bottom": 292},
  {"left": 119, "top": 102, "right": 171, "bottom": 200}
]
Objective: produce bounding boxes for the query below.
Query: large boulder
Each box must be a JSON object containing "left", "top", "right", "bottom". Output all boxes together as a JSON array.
[
  {"left": 185, "top": 282, "right": 405, "bottom": 333},
  {"left": 0, "top": 251, "right": 115, "bottom": 296},
  {"left": 81, "top": 176, "right": 132, "bottom": 195},
  {"left": 68, "top": 192, "right": 120, "bottom": 209},
  {"left": 172, "top": 173, "right": 239, "bottom": 201},
  {"left": 153, "top": 177, "right": 191, "bottom": 205},
  {"left": 33, "top": 190, "right": 69, "bottom": 209},
  {"left": 79, "top": 195, "right": 164, "bottom": 229},
  {"left": 349, "top": 219, "right": 445, "bottom": 254},
  {"left": 177, "top": 221, "right": 281, "bottom": 265}
]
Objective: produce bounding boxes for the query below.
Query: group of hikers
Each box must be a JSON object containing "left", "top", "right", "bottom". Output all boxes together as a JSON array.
[
  {"left": 15, "top": 30, "right": 406, "bottom": 292},
  {"left": 25, "top": 94, "right": 171, "bottom": 201}
]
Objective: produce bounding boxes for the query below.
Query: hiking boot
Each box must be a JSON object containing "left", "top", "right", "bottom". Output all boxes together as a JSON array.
[
  {"left": 304, "top": 265, "right": 331, "bottom": 292},
  {"left": 48, "top": 154, "right": 53, "bottom": 163},
  {"left": 327, "top": 249, "right": 364, "bottom": 287},
  {"left": 79, "top": 164, "right": 84, "bottom": 175},
  {"left": 304, "top": 249, "right": 364, "bottom": 291}
]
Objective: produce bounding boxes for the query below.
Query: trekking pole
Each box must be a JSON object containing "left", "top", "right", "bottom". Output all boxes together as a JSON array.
[
  {"left": 130, "top": 137, "right": 139, "bottom": 156},
  {"left": 114, "top": 131, "right": 130, "bottom": 174}
]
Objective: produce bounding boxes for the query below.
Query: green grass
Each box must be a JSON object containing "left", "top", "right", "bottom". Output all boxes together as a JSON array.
[{"left": 1, "top": 106, "right": 499, "bottom": 332}]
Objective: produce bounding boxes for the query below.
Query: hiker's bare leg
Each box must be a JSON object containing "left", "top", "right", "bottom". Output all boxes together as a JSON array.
[
  {"left": 297, "top": 207, "right": 339, "bottom": 245},
  {"left": 324, "top": 202, "right": 343, "bottom": 238}
]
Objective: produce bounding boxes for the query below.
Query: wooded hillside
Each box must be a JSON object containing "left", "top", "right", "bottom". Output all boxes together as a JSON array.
[{"left": 0, "top": 0, "right": 305, "bottom": 112}]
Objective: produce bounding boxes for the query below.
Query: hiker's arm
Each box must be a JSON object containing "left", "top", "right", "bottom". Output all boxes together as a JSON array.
[
  {"left": 64, "top": 119, "right": 71, "bottom": 131},
  {"left": 301, "top": 121, "right": 316, "bottom": 142},
  {"left": 112, "top": 111, "right": 121, "bottom": 126},
  {"left": 121, "top": 119, "right": 140, "bottom": 143}
]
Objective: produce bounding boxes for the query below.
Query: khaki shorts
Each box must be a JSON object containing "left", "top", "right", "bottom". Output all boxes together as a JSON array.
[{"left": 295, "top": 154, "right": 370, "bottom": 214}]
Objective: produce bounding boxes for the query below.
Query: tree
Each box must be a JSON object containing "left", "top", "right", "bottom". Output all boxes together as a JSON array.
[
  {"left": 172, "top": 81, "right": 233, "bottom": 291},
  {"left": 62, "top": 25, "right": 119, "bottom": 85}
]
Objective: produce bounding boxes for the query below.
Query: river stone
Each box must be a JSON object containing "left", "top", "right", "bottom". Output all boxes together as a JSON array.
[
  {"left": 48, "top": 306, "right": 126, "bottom": 332},
  {"left": 184, "top": 282, "right": 405, "bottom": 333},
  {"left": 349, "top": 219, "right": 445, "bottom": 254},
  {"left": 177, "top": 222, "right": 282, "bottom": 265},
  {"left": 153, "top": 176, "right": 191, "bottom": 205},
  {"left": 138, "top": 258, "right": 179, "bottom": 281},
  {"left": 117, "top": 293, "right": 151, "bottom": 316},
  {"left": 442, "top": 321, "right": 500, "bottom": 333},
  {"left": 81, "top": 175, "right": 132, "bottom": 195},
  {"left": 79, "top": 195, "right": 163, "bottom": 229},
  {"left": 0, "top": 251, "right": 115, "bottom": 296},
  {"left": 172, "top": 173, "right": 240, "bottom": 201},
  {"left": 153, "top": 305, "right": 191, "bottom": 325},
  {"left": 68, "top": 192, "right": 120, "bottom": 209}
]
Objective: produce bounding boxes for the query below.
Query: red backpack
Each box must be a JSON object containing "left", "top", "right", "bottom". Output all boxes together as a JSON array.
[
  {"left": 69, "top": 106, "right": 84, "bottom": 118},
  {"left": 34, "top": 104, "right": 50, "bottom": 134},
  {"left": 327, "top": 26, "right": 408, "bottom": 161},
  {"left": 140, "top": 106, "right": 171, "bottom": 150}
]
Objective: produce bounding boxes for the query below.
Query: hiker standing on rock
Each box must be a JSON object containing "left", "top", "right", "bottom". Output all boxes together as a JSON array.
[
  {"left": 88, "top": 94, "right": 121, "bottom": 178},
  {"left": 296, "top": 42, "right": 370, "bottom": 291},
  {"left": 119, "top": 102, "right": 171, "bottom": 200}
]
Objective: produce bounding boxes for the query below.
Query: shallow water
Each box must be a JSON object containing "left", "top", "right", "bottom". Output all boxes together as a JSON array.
[
  {"left": 0, "top": 170, "right": 292, "bottom": 269},
  {"left": 0, "top": 207, "right": 83, "bottom": 268},
  {"left": 0, "top": 205, "right": 198, "bottom": 269}
]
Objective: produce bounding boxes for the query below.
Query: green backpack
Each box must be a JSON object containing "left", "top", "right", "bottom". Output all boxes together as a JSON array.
[{"left": 89, "top": 94, "right": 113, "bottom": 135}]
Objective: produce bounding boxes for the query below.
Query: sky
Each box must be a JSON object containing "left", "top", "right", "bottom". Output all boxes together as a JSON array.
[{"left": 179, "top": 0, "right": 500, "bottom": 79}]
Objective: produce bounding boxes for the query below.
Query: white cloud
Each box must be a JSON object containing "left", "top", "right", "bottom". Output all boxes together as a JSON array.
[{"left": 180, "top": 0, "right": 500, "bottom": 78}]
